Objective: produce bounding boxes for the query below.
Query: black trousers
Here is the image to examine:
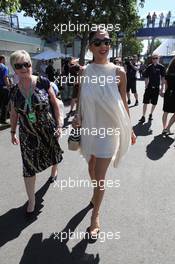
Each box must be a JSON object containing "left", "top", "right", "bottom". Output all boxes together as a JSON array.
[{"left": 0, "top": 87, "right": 9, "bottom": 122}]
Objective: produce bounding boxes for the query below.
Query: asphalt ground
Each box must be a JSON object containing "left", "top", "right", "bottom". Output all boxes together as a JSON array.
[{"left": 0, "top": 80, "right": 175, "bottom": 264}]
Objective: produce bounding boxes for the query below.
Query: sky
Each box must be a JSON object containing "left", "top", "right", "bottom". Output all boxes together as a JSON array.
[
  {"left": 17, "top": 0, "right": 175, "bottom": 28},
  {"left": 138, "top": 0, "right": 175, "bottom": 18}
]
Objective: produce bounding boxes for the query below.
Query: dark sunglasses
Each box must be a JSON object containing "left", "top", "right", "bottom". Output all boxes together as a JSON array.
[
  {"left": 152, "top": 57, "right": 158, "bottom": 60},
  {"left": 91, "top": 38, "right": 112, "bottom": 47},
  {"left": 14, "top": 62, "right": 31, "bottom": 70}
]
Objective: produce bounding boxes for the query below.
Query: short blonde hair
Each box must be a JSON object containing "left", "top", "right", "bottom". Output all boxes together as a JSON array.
[{"left": 10, "top": 50, "right": 32, "bottom": 70}]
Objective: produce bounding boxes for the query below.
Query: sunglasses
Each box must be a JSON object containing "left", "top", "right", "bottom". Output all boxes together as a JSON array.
[
  {"left": 14, "top": 62, "right": 31, "bottom": 70},
  {"left": 91, "top": 38, "right": 112, "bottom": 47},
  {"left": 152, "top": 57, "right": 158, "bottom": 60}
]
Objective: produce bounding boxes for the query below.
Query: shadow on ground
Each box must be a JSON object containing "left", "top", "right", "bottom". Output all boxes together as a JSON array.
[
  {"left": 0, "top": 180, "right": 50, "bottom": 247},
  {"left": 133, "top": 120, "right": 153, "bottom": 137},
  {"left": 19, "top": 205, "right": 100, "bottom": 264},
  {"left": 146, "top": 134, "right": 174, "bottom": 160}
]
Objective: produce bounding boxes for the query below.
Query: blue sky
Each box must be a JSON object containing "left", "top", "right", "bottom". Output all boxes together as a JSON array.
[
  {"left": 17, "top": 0, "right": 175, "bottom": 28},
  {"left": 138, "top": 0, "right": 174, "bottom": 17}
]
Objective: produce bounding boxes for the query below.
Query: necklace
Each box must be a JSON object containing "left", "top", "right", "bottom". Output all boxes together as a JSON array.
[{"left": 20, "top": 79, "right": 37, "bottom": 123}]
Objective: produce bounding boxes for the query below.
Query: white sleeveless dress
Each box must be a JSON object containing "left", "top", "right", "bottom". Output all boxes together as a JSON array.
[{"left": 79, "top": 62, "right": 132, "bottom": 168}]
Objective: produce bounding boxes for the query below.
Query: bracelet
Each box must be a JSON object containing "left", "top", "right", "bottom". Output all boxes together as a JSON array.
[{"left": 10, "top": 131, "right": 16, "bottom": 134}]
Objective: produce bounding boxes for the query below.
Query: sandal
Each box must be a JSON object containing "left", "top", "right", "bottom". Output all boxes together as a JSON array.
[
  {"left": 86, "top": 212, "right": 100, "bottom": 243},
  {"left": 26, "top": 200, "right": 35, "bottom": 218},
  {"left": 89, "top": 196, "right": 95, "bottom": 208},
  {"left": 49, "top": 175, "right": 57, "bottom": 183}
]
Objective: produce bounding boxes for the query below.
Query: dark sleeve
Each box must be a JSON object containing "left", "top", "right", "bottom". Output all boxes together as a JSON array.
[
  {"left": 3, "top": 66, "right": 8, "bottom": 77},
  {"left": 9, "top": 85, "right": 17, "bottom": 103},
  {"left": 160, "top": 65, "right": 166, "bottom": 77},
  {"left": 40, "top": 76, "right": 50, "bottom": 91},
  {"left": 143, "top": 66, "right": 149, "bottom": 78}
]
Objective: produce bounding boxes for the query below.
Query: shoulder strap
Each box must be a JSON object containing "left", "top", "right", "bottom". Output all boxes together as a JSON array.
[{"left": 39, "top": 76, "right": 50, "bottom": 91}]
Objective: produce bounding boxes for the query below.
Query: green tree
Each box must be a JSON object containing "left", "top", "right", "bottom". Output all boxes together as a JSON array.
[
  {"left": 20, "top": 0, "right": 144, "bottom": 64},
  {"left": 122, "top": 37, "right": 144, "bottom": 57},
  {"left": 147, "top": 38, "right": 161, "bottom": 55},
  {"left": 0, "top": 0, "right": 20, "bottom": 14}
]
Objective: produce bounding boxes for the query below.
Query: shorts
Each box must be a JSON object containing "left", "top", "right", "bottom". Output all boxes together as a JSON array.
[
  {"left": 163, "top": 89, "right": 175, "bottom": 113},
  {"left": 127, "top": 79, "right": 136, "bottom": 93},
  {"left": 143, "top": 86, "right": 159, "bottom": 105}
]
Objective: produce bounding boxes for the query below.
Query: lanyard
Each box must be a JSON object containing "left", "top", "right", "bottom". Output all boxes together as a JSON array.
[{"left": 20, "top": 80, "right": 33, "bottom": 112}]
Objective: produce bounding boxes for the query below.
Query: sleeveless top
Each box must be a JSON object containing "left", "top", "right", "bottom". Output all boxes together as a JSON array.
[{"left": 79, "top": 62, "right": 132, "bottom": 168}]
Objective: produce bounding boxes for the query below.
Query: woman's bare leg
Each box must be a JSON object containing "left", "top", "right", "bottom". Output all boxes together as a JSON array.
[
  {"left": 162, "top": 112, "right": 168, "bottom": 129},
  {"left": 88, "top": 155, "right": 96, "bottom": 205},
  {"left": 51, "top": 164, "right": 58, "bottom": 177},
  {"left": 90, "top": 157, "right": 112, "bottom": 234},
  {"left": 24, "top": 175, "right": 36, "bottom": 212},
  {"left": 166, "top": 113, "right": 175, "bottom": 131}
]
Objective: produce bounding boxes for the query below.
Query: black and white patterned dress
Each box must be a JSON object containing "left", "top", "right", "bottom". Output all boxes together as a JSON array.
[{"left": 10, "top": 76, "right": 63, "bottom": 177}]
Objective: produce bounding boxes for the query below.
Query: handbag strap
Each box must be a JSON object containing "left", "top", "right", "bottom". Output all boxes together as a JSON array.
[{"left": 75, "top": 68, "right": 84, "bottom": 117}]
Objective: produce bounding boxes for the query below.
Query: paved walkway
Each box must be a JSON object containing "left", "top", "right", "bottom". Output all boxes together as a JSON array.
[{"left": 0, "top": 81, "right": 175, "bottom": 264}]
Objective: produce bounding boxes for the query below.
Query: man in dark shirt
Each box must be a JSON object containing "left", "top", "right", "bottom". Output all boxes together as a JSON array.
[
  {"left": 46, "top": 60, "right": 55, "bottom": 81},
  {"left": 126, "top": 55, "right": 139, "bottom": 106},
  {"left": 0, "top": 55, "right": 10, "bottom": 124},
  {"left": 139, "top": 54, "right": 165, "bottom": 123}
]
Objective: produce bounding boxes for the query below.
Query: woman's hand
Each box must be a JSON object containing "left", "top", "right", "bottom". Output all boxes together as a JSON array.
[
  {"left": 72, "top": 114, "right": 81, "bottom": 128},
  {"left": 54, "top": 126, "right": 62, "bottom": 138},
  {"left": 159, "top": 91, "right": 164, "bottom": 97},
  {"left": 131, "top": 131, "right": 136, "bottom": 145},
  {"left": 11, "top": 133, "right": 19, "bottom": 145}
]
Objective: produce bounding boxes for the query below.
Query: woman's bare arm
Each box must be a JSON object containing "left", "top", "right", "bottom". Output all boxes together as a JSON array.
[
  {"left": 117, "top": 67, "right": 130, "bottom": 117},
  {"left": 48, "top": 86, "right": 60, "bottom": 127},
  {"left": 117, "top": 67, "right": 136, "bottom": 144}
]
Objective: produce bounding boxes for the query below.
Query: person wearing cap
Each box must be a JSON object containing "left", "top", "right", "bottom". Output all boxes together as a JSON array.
[{"left": 139, "top": 54, "right": 165, "bottom": 123}]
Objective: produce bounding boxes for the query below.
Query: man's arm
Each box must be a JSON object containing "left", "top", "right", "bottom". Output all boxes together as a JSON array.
[
  {"left": 145, "top": 77, "right": 149, "bottom": 88},
  {"left": 130, "top": 62, "right": 139, "bottom": 71},
  {"left": 3, "top": 67, "right": 10, "bottom": 88},
  {"left": 160, "top": 66, "right": 165, "bottom": 92},
  {"left": 143, "top": 66, "right": 149, "bottom": 88},
  {"left": 4, "top": 76, "right": 10, "bottom": 88}
]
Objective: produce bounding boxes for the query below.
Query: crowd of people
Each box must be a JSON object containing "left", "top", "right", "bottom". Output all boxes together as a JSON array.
[
  {"left": 113, "top": 54, "right": 175, "bottom": 135},
  {"left": 1, "top": 27, "right": 175, "bottom": 242},
  {"left": 146, "top": 11, "right": 172, "bottom": 28}
]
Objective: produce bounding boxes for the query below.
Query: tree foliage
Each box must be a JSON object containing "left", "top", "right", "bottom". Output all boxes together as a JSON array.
[
  {"left": 122, "top": 37, "right": 144, "bottom": 57},
  {"left": 0, "top": 0, "right": 20, "bottom": 14},
  {"left": 20, "top": 0, "right": 144, "bottom": 63}
]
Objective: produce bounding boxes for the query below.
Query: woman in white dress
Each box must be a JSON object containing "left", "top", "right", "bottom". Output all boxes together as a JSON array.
[{"left": 73, "top": 29, "right": 136, "bottom": 240}]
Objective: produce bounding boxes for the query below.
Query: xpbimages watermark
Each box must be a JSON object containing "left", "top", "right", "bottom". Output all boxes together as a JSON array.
[
  {"left": 54, "top": 74, "right": 120, "bottom": 87},
  {"left": 53, "top": 177, "right": 120, "bottom": 191},
  {"left": 60, "top": 127, "right": 121, "bottom": 139},
  {"left": 53, "top": 229, "right": 121, "bottom": 243},
  {"left": 54, "top": 22, "right": 121, "bottom": 34}
]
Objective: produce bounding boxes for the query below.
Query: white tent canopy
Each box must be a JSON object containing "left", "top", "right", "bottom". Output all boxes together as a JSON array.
[
  {"left": 32, "top": 50, "right": 70, "bottom": 60},
  {"left": 153, "top": 39, "right": 175, "bottom": 56}
]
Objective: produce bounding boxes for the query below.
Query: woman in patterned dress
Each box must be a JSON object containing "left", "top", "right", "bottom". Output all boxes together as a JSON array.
[{"left": 10, "top": 50, "right": 63, "bottom": 216}]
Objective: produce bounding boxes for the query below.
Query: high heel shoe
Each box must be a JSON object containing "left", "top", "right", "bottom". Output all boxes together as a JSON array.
[
  {"left": 89, "top": 195, "right": 95, "bottom": 208},
  {"left": 48, "top": 175, "right": 57, "bottom": 183},
  {"left": 25, "top": 201, "right": 35, "bottom": 218},
  {"left": 89, "top": 200, "right": 94, "bottom": 208}
]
